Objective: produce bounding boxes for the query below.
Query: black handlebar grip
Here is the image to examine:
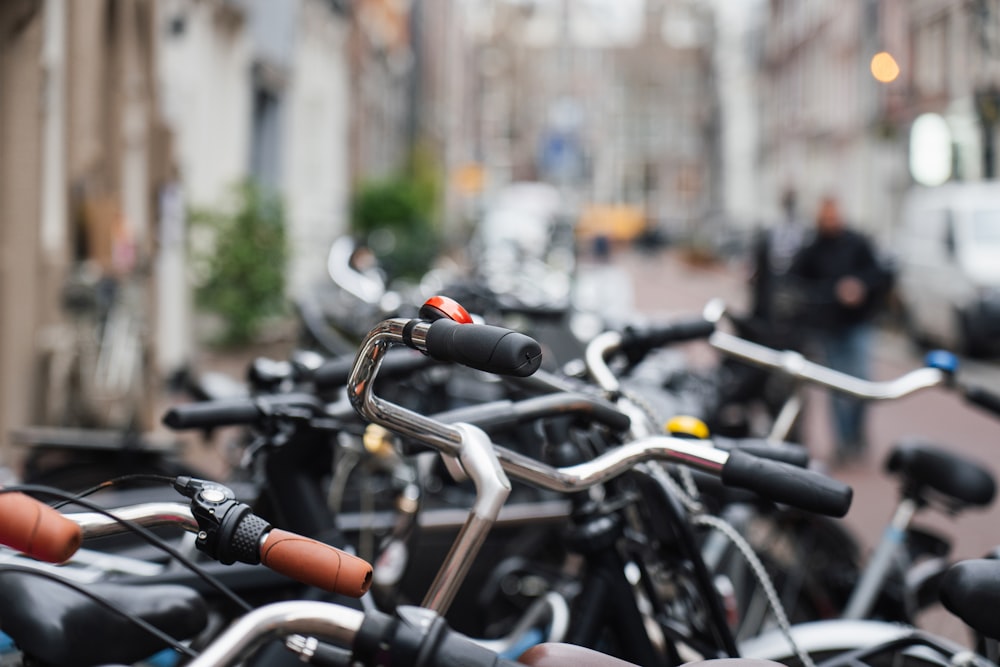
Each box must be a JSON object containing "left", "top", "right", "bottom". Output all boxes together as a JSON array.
[
  {"left": 162, "top": 399, "right": 260, "bottom": 430},
  {"left": 714, "top": 437, "right": 810, "bottom": 468},
  {"left": 424, "top": 320, "right": 542, "bottom": 377},
  {"left": 433, "top": 400, "right": 519, "bottom": 430},
  {"left": 721, "top": 449, "right": 853, "bottom": 517},
  {"left": 309, "top": 356, "right": 355, "bottom": 391},
  {"left": 513, "top": 393, "right": 631, "bottom": 433},
  {"left": 310, "top": 348, "right": 436, "bottom": 392},
  {"left": 963, "top": 384, "right": 1000, "bottom": 420},
  {"left": 355, "top": 607, "right": 523, "bottom": 667},
  {"left": 619, "top": 318, "right": 715, "bottom": 364},
  {"left": 432, "top": 394, "right": 631, "bottom": 434}
]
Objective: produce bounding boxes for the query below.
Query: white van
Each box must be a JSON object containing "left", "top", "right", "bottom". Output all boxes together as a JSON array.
[{"left": 896, "top": 182, "right": 1000, "bottom": 356}]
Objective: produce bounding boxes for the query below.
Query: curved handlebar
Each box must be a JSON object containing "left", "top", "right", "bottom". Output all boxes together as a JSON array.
[
  {"left": 186, "top": 600, "right": 532, "bottom": 667},
  {"left": 68, "top": 502, "right": 199, "bottom": 537},
  {"left": 431, "top": 393, "right": 631, "bottom": 434},
  {"left": 709, "top": 331, "right": 947, "bottom": 399},
  {"left": 0, "top": 491, "right": 82, "bottom": 563},
  {"left": 350, "top": 318, "right": 852, "bottom": 517},
  {"left": 63, "top": 501, "right": 372, "bottom": 597},
  {"left": 491, "top": 436, "right": 850, "bottom": 517},
  {"left": 162, "top": 393, "right": 327, "bottom": 431},
  {"left": 584, "top": 317, "right": 715, "bottom": 393},
  {"left": 308, "top": 347, "right": 438, "bottom": 393}
]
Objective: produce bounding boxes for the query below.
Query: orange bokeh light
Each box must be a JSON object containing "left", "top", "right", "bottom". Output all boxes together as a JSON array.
[{"left": 871, "top": 51, "right": 900, "bottom": 83}]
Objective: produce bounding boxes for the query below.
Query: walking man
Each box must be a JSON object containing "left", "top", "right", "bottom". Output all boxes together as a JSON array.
[{"left": 789, "top": 197, "right": 890, "bottom": 463}]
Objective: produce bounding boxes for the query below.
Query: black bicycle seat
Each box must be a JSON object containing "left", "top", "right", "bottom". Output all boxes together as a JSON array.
[
  {"left": 0, "top": 570, "right": 207, "bottom": 667},
  {"left": 885, "top": 441, "right": 996, "bottom": 509},
  {"left": 940, "top": 559, "right": 1000, "bottom": 640}
]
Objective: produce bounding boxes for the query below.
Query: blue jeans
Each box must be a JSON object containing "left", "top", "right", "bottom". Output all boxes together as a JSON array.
[{"left": 818, "top": 324, "right": 873, "bottom": 452}]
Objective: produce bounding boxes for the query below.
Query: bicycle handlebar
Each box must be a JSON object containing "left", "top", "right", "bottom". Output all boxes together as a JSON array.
[
  {"left": 713, "top": 438, "right": 810, "bottom": 468},
  {"left": 720, "top": 448, "right": 850, "bottom": 515},
  {"left": 0, "top": 491, "right": 82, "bottom": 563},
  {"left": 618, "top": 318, "right": 716, "bottom": 362},
  {"left": 351, "top": 315, "right": 852, "bottom": 510},
  {"left": 162, "top": 393, "right": 327, "bottom": 430},
  {"left": 260, "top": 529, "right": 371, "bottom": 597},
  {"left": 709, "top": 330, "right": 947, "bottom": 399},
  {"left": 307, "top": 347, "right": 438, "bottom": 392},
  {"left": 422, "top": 319, "right": 543, "bottom": 376},
  {"left": 46, "top": 498, "right": 372, "bottom": 597},
  {"left": 584, "top": 317, "right": 715, "bottom": 392},
  {"left": 491, "top": 436, "right": 850, "bottom": 516},
  {"left": 962, "top": 383, "right": 1000, "bottom": 420},
  {"left": 432, "top": 392, "right": 631, "bottom": 434},
  {"left": 186, "top": 601, "right": 528, "bottom": 667}
]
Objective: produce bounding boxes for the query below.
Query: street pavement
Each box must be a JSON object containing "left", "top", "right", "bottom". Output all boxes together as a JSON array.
[{"left": 582, "top": 245, "right": 1000, "bottom": 640}]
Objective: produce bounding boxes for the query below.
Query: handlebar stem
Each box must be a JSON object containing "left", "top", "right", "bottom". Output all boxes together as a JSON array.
[
  {"left": 186, "top": 601, "right": 364, "bottom": 667},
  {"left": 422, "top": 423, "right": 511, "bottom": 614}
]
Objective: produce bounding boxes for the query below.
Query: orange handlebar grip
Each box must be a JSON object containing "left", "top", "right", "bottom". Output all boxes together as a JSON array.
[
  {"left": 260, "top": 528, "right": 373, "bottom": 597},
  {"left": 0, "top": 492, "right": 82, "bottom": 563}
]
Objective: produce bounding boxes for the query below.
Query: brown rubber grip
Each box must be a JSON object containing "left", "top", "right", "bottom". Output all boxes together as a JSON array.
[
  {"left": 260, "top": 529, "right": 373, "bottom": 597},
  {"left": 0, "top": 492, "right": 82, "bottom": 563}
]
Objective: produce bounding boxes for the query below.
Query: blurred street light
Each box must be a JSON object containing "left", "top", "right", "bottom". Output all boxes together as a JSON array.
[{"left": 870, "top": 51, "right": 900, "bottom": 83}]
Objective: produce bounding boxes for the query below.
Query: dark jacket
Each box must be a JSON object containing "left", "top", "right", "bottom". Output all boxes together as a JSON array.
[{"left": 788, "top": 229, "right": 890, "bottom": 331}]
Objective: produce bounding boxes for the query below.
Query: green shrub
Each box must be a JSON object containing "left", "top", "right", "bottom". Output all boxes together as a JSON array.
[
  {"left": 350, "top": 147, "right": 441, "bottom": 281},
  {"left": 188, "top": 181, "right": 288, "bottom": 346}
]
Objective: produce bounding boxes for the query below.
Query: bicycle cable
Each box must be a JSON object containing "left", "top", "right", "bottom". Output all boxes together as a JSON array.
[
  {"left": 694, "top": 512, "right": 815, "bottom": 667},
  {"left": 0, "top": 485, "right": 253, "bottom": 613},
  {"left": 638, "top": 444, "right": 813, "bottom": 667},
  {"left": 620, "top": 386, "right": 702, "bottom": 500},
  {"left": 0, "top": 564, "right": 198, "bottom": 659},
  {"left": 51, "top": 473, "right": 178, "bottom": 510}
]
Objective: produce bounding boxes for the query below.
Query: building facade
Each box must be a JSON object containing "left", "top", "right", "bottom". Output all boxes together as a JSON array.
[
  {"left": 0, "top": 0, "right": 169, "bottom": 461},
  {"left": 754, "top": 0, "right": 1000, "bottom": 240}
]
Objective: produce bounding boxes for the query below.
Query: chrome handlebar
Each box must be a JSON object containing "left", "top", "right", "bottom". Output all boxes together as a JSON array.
[
  {"left": 65, "top": 502, "right": 197, "bottom": 539},
  {"left": 348, "top": 318, "right": 731, "bottom": 493},
  {"left": 709, "top": 330, "right": 947, "bottom": 399},
  {"left": 187, "top": 601, "right": 364, "bottom": 667},
  {"left": 585, "top": 330, "right": 625, "bottom": 394}
]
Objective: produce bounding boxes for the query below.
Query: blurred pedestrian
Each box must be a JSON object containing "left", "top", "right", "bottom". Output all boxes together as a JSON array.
[
  {"left": 789, "top": 196, "right": 891, "bottom": 464},
  {"left": 749, "top": 188, "right": 808, "bottom": 343}
]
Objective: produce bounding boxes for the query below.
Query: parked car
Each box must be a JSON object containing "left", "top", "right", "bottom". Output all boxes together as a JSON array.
[{"left": 895, "top": 182, "right": 1000, "bottom": 356}]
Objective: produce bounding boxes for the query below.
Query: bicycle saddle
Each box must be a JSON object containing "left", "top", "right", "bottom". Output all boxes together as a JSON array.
[
  {"left": 940, "top": 559, "right": 1000, "bottom": 640},
  {"left": 0, "top": 570, "right": 207, "bottom": 667},
  {"left": 885, "top": 441, "right": 996, "bottom": 508}
]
